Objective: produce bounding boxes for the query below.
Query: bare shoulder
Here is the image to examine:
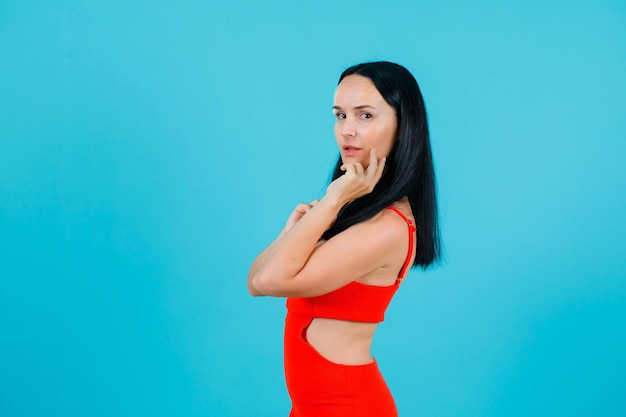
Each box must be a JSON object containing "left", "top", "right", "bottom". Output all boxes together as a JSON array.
[
  {"left": 373, "top": 202, "right": 416, "bottom": 256},
  {"left": 351, "top": 204, "right": 414, "bottom": 252},
  {"left": 357, "top": 207, "right": 407, "bottom": 236},
  {"left": 372, "top": 201, "right": 414, "bottom": 231},
  {"left": 350, "top": 204, "right": 415, "bottom": 285},
  {"left": 389, "top": 198, "right": 415, "bottom": 221}
]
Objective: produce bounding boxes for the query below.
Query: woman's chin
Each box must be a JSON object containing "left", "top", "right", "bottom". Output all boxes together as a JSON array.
[{"left": 340, "top": 156, "right": 368, "bottom": 168}]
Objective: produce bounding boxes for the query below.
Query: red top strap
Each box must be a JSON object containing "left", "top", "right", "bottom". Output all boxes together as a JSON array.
[{"left": 385, "top": 206, "right": 416, "bottom": 281}]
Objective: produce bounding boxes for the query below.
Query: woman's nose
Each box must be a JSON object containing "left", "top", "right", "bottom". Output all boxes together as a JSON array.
[{"left": 341, "top": 117, "right": 356, "bottom": 137}]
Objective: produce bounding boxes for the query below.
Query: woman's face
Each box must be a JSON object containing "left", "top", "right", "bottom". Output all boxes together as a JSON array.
[{"left": 333, "top": 75, "right": 398, "bottom": 168}]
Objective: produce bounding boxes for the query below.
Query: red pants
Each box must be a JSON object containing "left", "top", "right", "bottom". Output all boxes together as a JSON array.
[{"left": 284, "top": 312, "right": 398, "bottom": 417}]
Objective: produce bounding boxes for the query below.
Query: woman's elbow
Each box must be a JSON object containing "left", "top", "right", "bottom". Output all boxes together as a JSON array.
[
  {"left": 247, "top": 272, "right": 265, "bottom": 297},
  {"left": 248, "top": 283, "right": 263, "bottom": 297},
  {"left": 251, "top": 272, "right": 287, "bottom": 297}
]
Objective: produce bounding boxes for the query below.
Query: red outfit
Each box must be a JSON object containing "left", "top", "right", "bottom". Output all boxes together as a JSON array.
[{"left": 284, "top": 206, "right": 416, "bottom": 417}]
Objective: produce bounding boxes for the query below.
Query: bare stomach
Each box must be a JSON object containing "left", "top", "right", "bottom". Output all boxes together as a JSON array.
[{"left": 305, "top": 317, "right": 378, "bottom": 365}]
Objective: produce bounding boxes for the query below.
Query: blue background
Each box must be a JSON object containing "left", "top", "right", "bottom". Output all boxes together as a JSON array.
[{"left": 1, "top": 1, "right": 625, "bottom": 416}]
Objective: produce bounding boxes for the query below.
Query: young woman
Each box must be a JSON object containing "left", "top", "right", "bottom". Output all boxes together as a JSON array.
[{"left": 248, "top": 61, "right": 440, "bottom": 417}]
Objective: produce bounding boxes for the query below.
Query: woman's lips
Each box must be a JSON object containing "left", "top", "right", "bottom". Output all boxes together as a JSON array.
[{"left": 343, "top": 146, "right": 361, "bottom": 157}]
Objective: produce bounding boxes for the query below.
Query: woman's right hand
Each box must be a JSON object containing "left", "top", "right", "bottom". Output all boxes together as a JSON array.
[
  {"left": 325, "top": 149, "right": 386, "bottom": 206},
  {"left": 281, "top": 200, "right": 319, "bottom": 236}
]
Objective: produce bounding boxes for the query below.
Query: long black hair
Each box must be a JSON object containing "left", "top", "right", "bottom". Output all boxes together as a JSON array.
[{"left": 321, "top": 61, "right": 441, "bottom": 268}]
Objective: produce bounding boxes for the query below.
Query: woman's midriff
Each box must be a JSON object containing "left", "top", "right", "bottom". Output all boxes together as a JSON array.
[
  {"left": 304, "top": 317, "right": 378, "bottom": 365},
  {"left": 285, "top": 311, "right": 398, "bottom": 417}
]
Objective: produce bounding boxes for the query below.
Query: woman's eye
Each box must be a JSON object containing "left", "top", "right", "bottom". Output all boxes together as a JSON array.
[
  {"left": 335, "top": 113, "right": 346, "bottom": 119},
  {"left": 360, "top": 113, "right": 371, "bottom": 119}
]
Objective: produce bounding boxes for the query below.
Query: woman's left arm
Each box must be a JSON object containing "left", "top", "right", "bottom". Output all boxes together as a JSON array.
[
  {"left": 249, "top": 150, "right": 388, "bottom": 297},
  {"left": 249, "top": 196, "right": 344, "bottom": 295},
  {"left": 248, "top": 200, "right": 320, "bottom": 296}
]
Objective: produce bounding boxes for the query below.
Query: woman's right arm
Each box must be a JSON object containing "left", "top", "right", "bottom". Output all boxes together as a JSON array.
[{"left": 247, "top": 201, "right": 319, "bottom": 296}]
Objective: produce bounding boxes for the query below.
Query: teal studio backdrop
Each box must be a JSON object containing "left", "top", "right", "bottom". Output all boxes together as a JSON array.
[{"left": 1, "top": 1, "right": 625, "bottom": 416}]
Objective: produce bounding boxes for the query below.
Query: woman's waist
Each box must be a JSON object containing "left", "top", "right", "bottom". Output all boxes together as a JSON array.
[
  {"left": 307, "top": 317, "right": 377, "bottom": 349},
  {"left": 285, "top": 314, "right": 378, "bottom": 365}
]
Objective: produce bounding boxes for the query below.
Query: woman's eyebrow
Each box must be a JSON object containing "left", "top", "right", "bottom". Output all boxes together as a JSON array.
[{"left": 332, "top": 105, "right": 377, "bottom": 110}]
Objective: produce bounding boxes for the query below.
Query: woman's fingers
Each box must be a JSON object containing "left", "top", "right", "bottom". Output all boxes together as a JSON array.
[
  {"left": 354, "top": 163, "right": 365, "bottom": 177},
  {"left": 363, "top": 149, "right": 385, "bottom": 184},
  {"left": 367, "top": 148, "right": 378, "bottom": 177},
  {"left": 300, "top": 201, "right": 317, "bottom": 214},
  {"left": 373, "top": 156, "right": 386, "bottom": 184},
  {"left": 299, "top": 201, "right": 318, "bottom": 213},
  {"left": 341, "top": 151, "right": 385, "bottom": 184},
  {"left": 327, "top": 149, "right": 386, "bottom": 203}
]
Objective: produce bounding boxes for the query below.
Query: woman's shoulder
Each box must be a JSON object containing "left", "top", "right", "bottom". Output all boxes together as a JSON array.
[
  {"left": 379, "top": 199, "right": 415, "bottom": 226},
  {"left": 358, "top": 201, "right": 414, "bottom": 239}
]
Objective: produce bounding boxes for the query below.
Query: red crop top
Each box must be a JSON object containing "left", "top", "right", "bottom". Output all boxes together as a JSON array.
[{"left": 286, "top": 206, "right": 416, "bottom": 323}]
